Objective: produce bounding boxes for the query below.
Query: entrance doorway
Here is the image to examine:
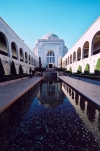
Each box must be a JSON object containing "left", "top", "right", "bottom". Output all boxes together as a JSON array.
[{"left": 49, "top": 64, "right": 52, "bottom": 68}]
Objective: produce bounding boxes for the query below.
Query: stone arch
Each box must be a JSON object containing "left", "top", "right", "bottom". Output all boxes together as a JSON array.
[
  {"left": 31, "top": 57, "right": 33, "bottom": 65},
  {"left": 34, "top": 59, "right": 36, "bottom": 66},
  {"left": 70, "top": 54, "right": 72, "bottom": 64},
  {"left": 66, "top": 58, "right": 67, "bottom": 65},
  {"left": 77, "top": 47, "right": 81, "bottom": 61},
  {"left": 11, "top": 42, "right": 18, "bottom": 60},
  {"left": 83, "top": 41, "right": 89, "bottom": 58},
  {"left": 92, "top": 31, "right": 100, "bottom": 55},
  {"left": 25, "top": 52, "right": 28, "bottom": 63},
  {"left": 73, "top": 51, "right": 76, "bottom": 62},
  {"left": 19, "top": 48, "right": 24, "bottom": 62},
  {"left": 46, "top": 50, "right": 55, "bottom": 64},
  {"left": 0, "top": 32, "right": 9, "bottom": 56},
  {"left": 68, "top": 57, "right": 69, "bottom": 65},
  {"left": 29, "top": 55, "right": 31, "bottom": 64}
]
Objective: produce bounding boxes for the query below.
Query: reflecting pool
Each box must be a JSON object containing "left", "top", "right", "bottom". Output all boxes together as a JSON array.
[{"left": 0, "top": 79, "right": 100, "bottom": 151}]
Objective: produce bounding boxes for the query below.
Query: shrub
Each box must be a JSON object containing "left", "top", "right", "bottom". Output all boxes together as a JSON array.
[
  {"left": 84, "top": 63, "right": 90, "bottom": 74},
  {"left": 29, "top": 67, "right": 32, "bottom": 73},
  {"left": 11, "top": 61, "right": 16, "bottom": 75},
  {"left": 19, "top": 64, "right": 23, "bottom": 74},
  {"left": 69, "top": 66, "right": 72, "bottom": 73},
  {"left": 35, "top": 67, "right": 46, "bottom": 72},
  {"left": 77, "top": 65, "right": 82, "bottom": 74},
  {"left": 56, "top": 68, "right": 66, "bottom": 71},
  {"left": 95, "top": 58, "right": 100, "bottom": 76},
  {"left": 0, "top": 58, "right": 5, "bottom": 77}
]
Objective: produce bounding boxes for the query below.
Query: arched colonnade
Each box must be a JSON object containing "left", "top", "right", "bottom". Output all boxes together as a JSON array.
[
  {"left": 62, "top": 17, "right": 100, "bottom": 73},
  {"left": 0, "top": 31, "right": 38, "bottom": 75}
]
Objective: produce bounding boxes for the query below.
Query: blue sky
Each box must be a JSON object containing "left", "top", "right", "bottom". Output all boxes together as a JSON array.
[{"left": 0, "top": 0, "right": 100, "bottom": 50}]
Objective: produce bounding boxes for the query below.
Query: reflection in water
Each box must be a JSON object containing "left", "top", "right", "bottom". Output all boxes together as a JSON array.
[
  {"left": 37, "top": 81, "right": 65, "bottom": 108},
  {"left": 69, "top": 87, "right": 71, "bottom": 96},
  {"left": 87, "top": 102, "right": 96, "bottom": 123},
  {"left": 62, "top": 82, "right": 100, "bottom": 148},
  {"left": 98, "top": 113, "right": 100, "bottom": 131},
  {"left": 75, "top": 93, "right": 79, "bottom": 105},
  {"left": 1, "top": 80, "right": 100, "bottom": 151},
  {"left": 80, "top": 97, "right": 85, "bottom": 112},
  {"left": 72, "top": 91, "right": 74, "bottom": 99}
]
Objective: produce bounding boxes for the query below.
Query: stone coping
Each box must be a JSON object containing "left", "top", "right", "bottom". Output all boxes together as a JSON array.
[
  {"left": 58, "top": 76, "right": 100, "bottom": 108},
  {"left": 0, "top": 76, "right": 44, "bottom": 113}
]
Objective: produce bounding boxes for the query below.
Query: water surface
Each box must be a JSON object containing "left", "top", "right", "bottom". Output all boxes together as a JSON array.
[{"left": 1, "top": 79, "right": 100, "bottom": 151}]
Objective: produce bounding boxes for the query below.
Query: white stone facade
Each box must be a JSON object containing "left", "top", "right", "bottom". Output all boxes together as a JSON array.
[
  {"left": 62, "top": 17, "right": 100, "bottom": 73},
  {"left": 0, "top": 17, "right": 39, "bottom": 75},
  {"left": 33, "top": 33, "right": 68, "bottom": 68}
]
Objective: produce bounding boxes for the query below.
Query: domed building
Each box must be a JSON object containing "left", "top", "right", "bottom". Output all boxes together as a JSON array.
[{"left": 33, "top": 33, "right": 68, "bottom": 69}]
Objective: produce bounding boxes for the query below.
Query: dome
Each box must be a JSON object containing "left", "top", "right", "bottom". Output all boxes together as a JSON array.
[{"left": 41, "top": 33, "right": 59, "bottom": 39}]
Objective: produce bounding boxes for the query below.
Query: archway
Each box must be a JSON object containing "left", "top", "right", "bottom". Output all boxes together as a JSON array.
[
  {"left": 73, "top": 51, "right": 76, "bottom": 62},
  {"left": 25, "top": 52, "right": 28, "bottom": 63},
  {"left": 83, "top": 41, "right": 89, "bottom": 58},
  {"left": 0, "top": 32, "right": 8, "bottom": 56},
  {"left": 92, "top": 31, "right": 100, "bottom": 55},
  {"left": 29, "top": 55, "right": 31, "bottom": 64},
  {"left": 19, "top": 48, "right": 24, "bottom": 62},
  {"left": 70, "top": 54, "right": 72, "bottom": 64},
  {"left": 46, "top": 50, "right": 55, "bottom": 68},
  {"left": 66, "top": 58, "right": 67, "bottom": 65},
  {"left": 11, "top": 42, "right": 18, "bottom": 60},
  {"left": 68, "top": 57, "right": 69, "bottom": 65},
  {"left": 77, "top": 47, "right": 81, "bottom": 61}
]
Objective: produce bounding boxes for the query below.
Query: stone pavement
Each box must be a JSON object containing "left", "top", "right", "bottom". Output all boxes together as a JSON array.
[
  {"left": 58, "top": 76, "right": 100, "bottom": 107},
  {"left": 0, "top": 76, "right": 44, "bottom": 113}
]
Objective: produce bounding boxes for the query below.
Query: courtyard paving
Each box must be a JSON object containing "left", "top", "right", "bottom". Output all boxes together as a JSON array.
[
  {"left": 58, "top": 76, "right": 100, "bottom": 107},
  {"left": 0, "top": 76, "right": 44, "bottom": 113}
]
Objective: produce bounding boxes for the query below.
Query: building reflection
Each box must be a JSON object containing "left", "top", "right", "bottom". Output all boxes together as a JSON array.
[
  {"left": 87, "top": 102, "right": 96, "bottom": 123},
  {"left": 62, "top": 82, "right": 100, "bottom": 139},
  {"left": 72, "top": 91, "right": 74, "bottom": 99},
  {"left": 75, "top": 93, "right": 79, "bottom": 105},
  {"left": 37, "top": 80, "right": 65, "bottom": 108},
  {"left": 98, "top": 113, "right": 100, "bottom": 131},
  {"left": 80, "top": 97, "right": 85, "bottom": 112}
]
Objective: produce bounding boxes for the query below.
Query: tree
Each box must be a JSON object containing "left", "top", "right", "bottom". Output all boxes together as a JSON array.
[
  {"left": 60, "top": 58, "right": 62, "bottom": 69},
  {"left": 77, "top": 65, "right": 82, "bottom": 73},
  {"left": 69, "top": 66, "right": 72, "bottom": 73},
  {"left": 11, "top": 61, "right": 16, "bottom": 75},
  {"left": 95, "top": 58, "right": 100, "bottom": 75},
  {"left": 39, "top": 56, "right": 41, "bottom": 69},
  {"left": 19, "top": 64, "right": 23, "bottom": 74},
  {"left": 84, "top": 63, "right": 90, "bottom": 74},
  {"left": 0, "top": 58, "right": 5, "bottom": 77}
]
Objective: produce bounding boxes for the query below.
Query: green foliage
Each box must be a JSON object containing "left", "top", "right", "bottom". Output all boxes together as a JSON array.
[
  {"left": 19, "top": 64, "right": 23, "bottom": 74},
  {"left": 84, "top": 63, "right": 90, "bottom": 74},
  {"left": 77, "top": 65, "right": 82, "bottom": 73},
  {"left": 95, "top": 58, "right": 100, "bottom": 71},
  {"left": 0, "top": 58, "right": 5, "bottom": 77},
  {"left": 11, "top": 61, "right": 16, "bottom": 75},
  {"left": 29, "top": 67, "right": 32, "bottom": 73},
  {"left": 39, "top": 56, "right": 42, "bottom": 69},
  {"left": 35, "top": 67, "right": 46, "bottom": 72},
  {"left": 95, "top": 58, "right": 100, "bottom": 75},
  {"left": 69, "top": 66, "right": 72, "bottom": 72},
  {"left": 60, "top": 58, "right": 62, "bottom": 69},
  {"left": 32, "top": 70, "right": 36, "bottom": 76}
]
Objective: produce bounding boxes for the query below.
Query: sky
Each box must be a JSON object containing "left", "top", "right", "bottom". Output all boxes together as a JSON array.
[{"left": 0, "top": 0, "right": 100, "bottom": 51}]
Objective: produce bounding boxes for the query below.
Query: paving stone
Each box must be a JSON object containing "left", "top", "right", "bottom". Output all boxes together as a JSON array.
[
  {"left": 58, "top": 76, "right": 100, "bottom": 107},
  {"left": 0, "top": 76, "right": 44, "bottom": 113}
]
